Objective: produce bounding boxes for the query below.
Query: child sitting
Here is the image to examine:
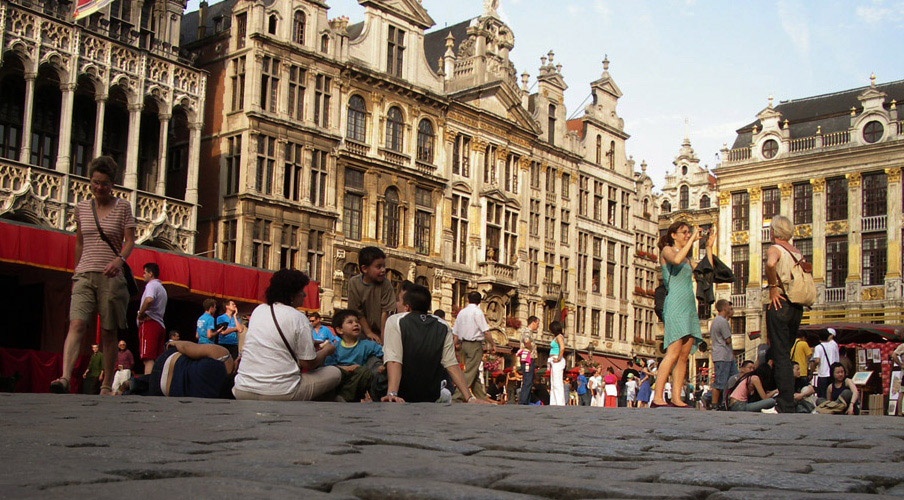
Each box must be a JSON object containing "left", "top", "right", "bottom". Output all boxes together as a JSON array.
[{"left": 324, "top": 309, "right": 384, "bottom": 402}]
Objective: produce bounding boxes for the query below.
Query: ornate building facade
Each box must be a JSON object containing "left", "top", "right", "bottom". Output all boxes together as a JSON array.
[
  {"left": 714, "top": 77, "right": 904, "bottom": 359},
  {"left": 182, "top": 0, "right": 659, "bottom": 362},
  {"left": 0, "top": 0, "right": 206, "bottom": 253},
  {"left": 632, "top": 161, "right": 660, "bottom": 359}
]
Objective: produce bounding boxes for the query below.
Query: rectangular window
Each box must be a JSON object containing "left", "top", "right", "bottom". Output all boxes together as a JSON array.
[
  {"left": 621, "top": 192, "right": 630, "bottom": 228},
  {"left": 605, "top": 312, "right": 614, "bottom": 340},
  {"left": 530, "top": 161, "right": 540, "bottom": 189},
  {"left": 577, "top": 232, "right": 588, "bottom": 289},
  {"left": 796, "top": 238, "right": 812, "bottom": 265},
  {"left": 544, "top": 252, "right": 554, "bottom": 283},
  {"left": 593, "top": 181, "right": 603, "bottom": 221},
  {"left": 560, "top": 256, "right": 569, "bottom": 292},
  {"left": 620, "top": 245, "right": 629, "bottom": 299},
  {"left": 529, "top": 248, "right": 539, "bottom": 285},
  {"left": 387, "top": 26, "right": 405, "bottom": 77},
  {"left": 579, "top": 175, "right": 589, "bottom": 216},
  {"left": 546, "top": 166, "right": 556, "bottom": 195},
  {"left": 793, "top": 182, "right": 812, "bottom": 224},
  {"left": 591, "top": 309, "right": 600, "bottom": 338},
  {"left": 529, "top": 199, "right": 540, "bottom": 237},
  {"left": 619, "top": 313, "right": 627, "bottom": 342},
  {"left": 762, "top": 186, "right": 780, "bottom": 220},
  {"left": 307, "top": 230, "right": 324, "bottom": 281},
  {"left": 607, "top": 186, "right": 617, "bottom": 225},
  {"left": 826, "top": 177, "right": 847, "bottom": 221},
  {"left": 235, "top": 12, "right": 246, "bottom": 48},
  {"left": 560, "top": 209, "right": 570, "bottom": 242},
  {"left": 862, "top": 234, "right": 886, "bottom": 286},
  {"left": 826, "top": 236, "right": 848, "bottom": 289},
  {"left": 343, "top": 192, "right": 362, "bottom": 241},
  {"left": 310, "top": 149, "right": 327, "bottom": 207},
  {"left": 732, "top": 191, "right": 749, "bottom": 231},
  {"left": 731, "top": 245, "right": 749, "bottom": 295},
  {"left": 414, "top": 187, "right": 432, "bottom": 255},
  {"left": 503, "top": 209, "right": 518, "bottom": 266},
  {"left": 283, "top": 142, "right": 303, "bottom": 201},
  {"left": 576, "top": 306, "right": 586, "bottom": 337},
  {"left": 452, "top": 134, "right": 470, "bottom": 176},
  {"left": 287, "top": 65, "right": 305, "bottom": 121},
  {"left": 221, "top": 219, "right": 237, "bottom": 262},
  {"left": 561, "top": 173, "right": 570, "bottom": 199},
  {"left": 606, "top": 262, "right": 615, "bottom": 297},
  {"left": 256, "top": 135, "right": 275, "bottom": 195},
  {"left": 483, "top": 144, "right": 497, "bottom": 184},
  {"left": 504, "top": 153, "right": 519, "bottom": 193},
  {"left": 485, "top": 202, "right": 501, "bottom": 262},
  {"left": 313, "top": 74, "right": 331, "bottom": 128},
  {"left": 252, "top": 219, "right": 271, "bottom": 269},
  {"left": 545, "top": 204, "right": 556, "bottom": 241},
  {"left": 731, "top": 317, "right": 746, "bottom": 338},
  {"left": 260, "top": 56, "right": 279, "bottom": 112},
  {"left": 225, "top": 135, "right": 242, "bottom": 195},
  {"left": 452, "top": 193, "right": 469, "bottom": 264},
  {"left": 452, "top": 280, "right": 468, "bottom": 310},
  {"left": 231, "top": 56, "right": 245, "bottom": 111},
  {"left": 862, "top": 171, "right": 887, "bottom": 217},
  {"left": 280, "top": 224, "right": 299, "bottom": 270}
]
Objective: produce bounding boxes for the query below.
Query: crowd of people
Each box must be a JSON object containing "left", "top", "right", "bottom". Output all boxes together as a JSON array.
[{"left": 48, "top": 157, "right": 900, "bottom": 413}]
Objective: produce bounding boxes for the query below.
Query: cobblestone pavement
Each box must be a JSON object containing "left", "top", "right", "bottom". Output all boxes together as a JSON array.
[{"left": 3, "top": 394, "right": 904, "bottom": 499}]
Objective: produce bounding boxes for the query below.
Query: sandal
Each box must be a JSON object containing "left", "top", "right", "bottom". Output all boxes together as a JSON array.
[
  {"left": 99, "top": 385, "right": 114, "bottom": 396},
  {"left": 49, "top": 377, "right": 70, "bottom": 394}
]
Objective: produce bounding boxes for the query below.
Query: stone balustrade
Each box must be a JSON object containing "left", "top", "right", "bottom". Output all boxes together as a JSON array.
[
  {"left": 825, "top": 287, "right": 846, "bottom": 303},
  {"left": 861, "top": 214, "right": 887, "bottom": 232}
]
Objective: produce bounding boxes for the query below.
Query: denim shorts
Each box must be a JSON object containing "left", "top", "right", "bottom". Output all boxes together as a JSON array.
[{"left": 712, "top": 360, "right": 738, "bottom": 390}]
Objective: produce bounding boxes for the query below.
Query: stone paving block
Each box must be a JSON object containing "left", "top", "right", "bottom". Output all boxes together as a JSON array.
[
  {"left": 810, "top": 463, "right": 904, "bottom": 488},
  {"left": 332, "top": 476, "right": 543, "bottom": 500},
  {"left": 491, "top": 474, "right": 718, "bottom": 499},
  {"left": 659, "top": 464, "right": 873, "bottom": 493},
  {"left": 705, "top": 487, "right": 902, "bottom": 500}
]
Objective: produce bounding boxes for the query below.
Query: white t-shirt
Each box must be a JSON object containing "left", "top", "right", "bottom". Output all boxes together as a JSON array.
[
  {"left": 590, "top": 375, "right": 603, "bottom": 393},
  {"left": 625, "top": 380, "right": 637, "bottom": 396},
  {"left": 452, "top": 303, "right": 490, "bottom": 341},
  {"left": 813, "top": 340, "right": 840, "bottom": 378},
  {"left": 234, "top": 303, "right": 316, "bottom": 396}
]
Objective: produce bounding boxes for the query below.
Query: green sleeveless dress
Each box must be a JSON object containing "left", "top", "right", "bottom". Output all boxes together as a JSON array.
[{"left": 662, "top": 261, "right": 703, "bottom": 352}]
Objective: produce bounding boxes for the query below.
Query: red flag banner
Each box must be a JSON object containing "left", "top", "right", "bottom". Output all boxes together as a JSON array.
[{"left": 73, "top": 0, "right": 115, "bottom": 20}]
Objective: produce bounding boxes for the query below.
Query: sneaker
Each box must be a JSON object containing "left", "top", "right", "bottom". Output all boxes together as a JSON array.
[{"left": 761, "top": 407, "right": 778, "bottom": 414}]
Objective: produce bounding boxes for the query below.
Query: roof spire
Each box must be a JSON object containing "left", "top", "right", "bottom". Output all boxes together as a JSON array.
[
  {"left": 768, "top": 94, "right": 774, "bottom": 108},
  {"left": 602, "top": 54, "right": 609, "bottom": 72},
  {"left": 870, "top": 72, "right": 876, "bottom": 87}
]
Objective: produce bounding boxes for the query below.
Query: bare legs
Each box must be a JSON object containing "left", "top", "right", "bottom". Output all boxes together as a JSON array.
[
  {"left": 53, "top": 319, "right": 88, "bottom": 392},
  {"left": 651, "top": 336, "right": 694, "bottom": 406},
  {"left": 144, "top": 360, "right": 154, "bottom": 375}
]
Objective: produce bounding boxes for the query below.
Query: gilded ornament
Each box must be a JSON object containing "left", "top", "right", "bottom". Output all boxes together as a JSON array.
[
  {"left": 747, "top": 187, "right": 761, "bottom": 202},
  {"left": 886, "top": 167, "right": 901, "bottom": 183},
  {"left": 731, "top": 231, "right": 750, "bottom": 245},
  {"left": 860, "top": 287, "right": 885, "bottom": 301},
  {"left": 810, "top": 178, "right": 825, "bottom": 192},
  {"left": 718, "top": 191, "right": 731, "bottom": 206},
  {"left": 846, "top": 172, "right": 861, "bottom": 189},
  {"left": 779, "top": 183, "right": 792, "bottom": 198},
  {"left": 826, "top": 220, "right": 849, "bottom": 236}
]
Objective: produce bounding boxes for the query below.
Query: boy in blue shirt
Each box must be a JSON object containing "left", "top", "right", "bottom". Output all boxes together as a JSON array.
[
  {"left": 325, "top": 309, "right": 384, "bottom": 402},
  {"left": 576, "top": 367, "right": 590, "bottom": 406},
  {"left": 216, "top": 300, "right": 243, "bottom": 359}
]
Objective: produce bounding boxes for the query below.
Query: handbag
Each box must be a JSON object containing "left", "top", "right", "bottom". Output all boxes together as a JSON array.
[
  {"left": 270, "top": 305, "right": 302, "bottom": 375},
  {"left": 90, "top": 200, "right": 139, "bottom": 297},
  {"left": 774, "top": 242, "right": 816, "bottom": 306}
]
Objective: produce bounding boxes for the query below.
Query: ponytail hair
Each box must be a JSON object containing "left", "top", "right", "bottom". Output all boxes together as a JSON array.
[{"left": 657, "top": 221, "right": 689, "bottom": 251}]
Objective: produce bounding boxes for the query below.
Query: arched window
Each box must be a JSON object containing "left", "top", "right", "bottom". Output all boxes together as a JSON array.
[
  {"left": 292, "top": 11, "right": 305, "bottom": 44},
  {"left": 547, "top": 104, "right": 556, "bottom": 145},
  {"left": 595, "top": 135, "right": 602, "bottom": 165},
  {"left": 346, "top": 95, "right": 366, "bottom": 142},
  {"left": 679, "top": 185, "right": 689, "bottom": 210},
  {"left": 385, "top": 106, "right": 403, "bottom": 152},
  {"left": 416, "top": 119, "right": 434, "bottom": 163},
  {"left": 320, "top": 34, "right": 330, "bottom": 53},
  {"left": 661, "top": 200, "right": 671, "bottom": 213},
  {"left": 383, "top": 187, "right": 400, "bottom": 248},
  {"left": 268, "top": 14, "right": 278, "bottom": 35},
  {"left": 0, "top": 56, "right": 26, "bottom": 161},
  {"left": 642, "top": 198, "right": 649, "bottom": 216},
  {"left": 415, "top": 275, "right": 429, "bottom": 288},
  {"left": 700, "top": 194, "right": 710, "bottom": 209}
]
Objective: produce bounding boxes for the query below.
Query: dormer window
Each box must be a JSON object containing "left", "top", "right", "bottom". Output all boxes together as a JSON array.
[
  {"left": 321, "top": 34, "right": 330, "bottom": 54},
  {"left": 863, "top": 121, "right": 883, "bottom": 144},
  {"left": 268, "top": 14, "right": 278, "bottom": 35},
  {"left": 235, "top": 12, "right": 247, "bottom": 48},
  {"left": 387, "top": 26, "right": 405, "bottom": 77},
  {"left": 762, "top": 139, "right": 778, "bottom": 159},
  {"left": 293, "top": 11, "right": 305, "bottom": 45},
  {"left": 681, "top": 165, "right": 687, "bottom": 175}
]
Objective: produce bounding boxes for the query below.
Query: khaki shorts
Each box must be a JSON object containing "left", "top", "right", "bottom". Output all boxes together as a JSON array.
[{"left": 69, "top": 272, "right": 129, "bottom": 331}]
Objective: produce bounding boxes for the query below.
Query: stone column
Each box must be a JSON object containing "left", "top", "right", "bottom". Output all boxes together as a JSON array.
[
  {"left": 778, "top": 183, "right": 792, "bottom": 221},
  {"left": 93, "top": 95, "right": 107, "bottom": 159},
  {"left": 886, "top": 167, "right": 902, "bottom": 300},
  {"left": 747, "top": 187, "right": 763, "bottom": 286},
  {"left": 845, "top": 172, "right": 862, "bottom": 302},
  {"left": 810, "top": 178, "right": 826, "bottom": 283},
  {"left": 155, "top": 112, "right": 171, "bottom": 196},
  {"left": 185, "top": 122, "right": 202, "bottom": 206},
  {"left": 55, "top": 83, "right": 77, "bottom": 173},
  {"left": 19, "top": 71, "right": 36, "bottom": 164},
  {"left": 717, "top": 192, "right": 731, "bottom": 266},
  {"left": 123, "top": 102, "right": 143, "bottom": 189}
]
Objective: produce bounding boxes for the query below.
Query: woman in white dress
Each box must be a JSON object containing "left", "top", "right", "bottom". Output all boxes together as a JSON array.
[
  {"left": 547, "top": 321, "right": 567, "bottom": 406},
  {"left": 589, "top": 371, "right": 604, "bottom": 407}
]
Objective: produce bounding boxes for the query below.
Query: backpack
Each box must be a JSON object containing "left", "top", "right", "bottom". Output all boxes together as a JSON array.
[
  {"left": 775, "top": 243, "right": 817, "bottom": 307},
  {"left": 653, "top": 284, "right": 667, "bottom": 321}
]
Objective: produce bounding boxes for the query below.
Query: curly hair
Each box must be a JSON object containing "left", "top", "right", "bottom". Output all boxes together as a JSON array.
[{"left": 265, "top": 269, "right": 310, "bottom": 305}]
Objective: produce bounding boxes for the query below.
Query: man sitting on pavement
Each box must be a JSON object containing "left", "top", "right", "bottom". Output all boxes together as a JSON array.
[
  {"left": 791, "top": 361, "right": 816, "bottom": 413},
  {"left": 324, "top": 309, "right": 384, "bottom": 402},
  {"left": 380, "top": 284, "right": 482, "bottom": 404}
]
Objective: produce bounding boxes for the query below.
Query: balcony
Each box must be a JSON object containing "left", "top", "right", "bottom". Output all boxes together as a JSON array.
[
  {"left": 761, "top": 226, "right": 772, "bottom": 242},
  {"left": 862, "top": 215, "right": 887, "bottom": 233},
  {"left": 344, "top": 139, "right": 370, "bottom": 157},
  {"left": 730, "top": 293, "right": 747, "bottom": 310},
  {"left": 577, "top": 290, "right": 587, "bottom": 303},
  {"left": 477, "top": 261, "right": 517, "bottom": 287},
  {"left": 543, "top": 281, "right": 561, "bottom": 301},
  {"left": 415, "top": 160, "right": 437, "bottom": 175},
  {"left": 825, "top": 287, "right": 846, "bottom": 303},
  {"left": 379, "top": 148, "right": 409, "bottom": 167},
  {"left": 1, "top": 159, "right": 197, "bottom": 253},
  {"left": 544, "top": 240, "right": 555, "bottom": 253}
]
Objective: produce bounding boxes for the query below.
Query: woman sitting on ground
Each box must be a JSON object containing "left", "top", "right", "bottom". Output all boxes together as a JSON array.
[
  {"left": 819, "top": 362, "right": 859, "bottom": 415},
  {"left": 122, "top": 341, "right": 236, "bottom": 398},
  {"left": 233, "top": 269, "right": 341, "bottom": 401},
  {"left": 728, "top": 359, "right": 779, "bottom": 412}
]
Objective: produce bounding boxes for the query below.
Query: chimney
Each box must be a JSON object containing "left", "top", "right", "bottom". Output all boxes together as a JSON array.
[{"left": 198, "top": 0, "right": 208, "bottom": 38}]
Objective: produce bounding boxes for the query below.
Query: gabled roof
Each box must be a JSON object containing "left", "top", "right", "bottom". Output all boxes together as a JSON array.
[
  {"left": 347, "top": 21, "right": 365, "bottom": 40},
  {"left": 423, "top": 18, "right": 473, "bottom": 73},
  {"left": 360, "top": 0, "right": 435, "bottom": 30},
  {"left": 731, "top": 79, "right": 904, "bottom": 149}
]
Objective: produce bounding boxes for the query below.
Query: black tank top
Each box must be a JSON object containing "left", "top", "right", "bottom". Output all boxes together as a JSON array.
[{"left": 830, "top": 380, "right": 847, "bottom": 401}]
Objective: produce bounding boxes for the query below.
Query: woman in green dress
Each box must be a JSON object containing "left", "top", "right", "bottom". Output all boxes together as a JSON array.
[{"left": 651, "top": 221, "right": 714, "bottom": 407}]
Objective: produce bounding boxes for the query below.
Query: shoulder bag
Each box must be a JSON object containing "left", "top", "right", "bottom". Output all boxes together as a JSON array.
[
  {"left": 91, "top": 200, "right": 139, "bottom": 297},
  {"left": 271, "top": 305, "right": 302, "bottom": 375},
  {"left": 775, "top": 243, "right": 816, "bottom": 307}
]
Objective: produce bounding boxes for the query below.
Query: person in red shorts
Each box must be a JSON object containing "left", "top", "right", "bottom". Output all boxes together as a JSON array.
[{"left": 137, "top": 263, "right": 168, "bottom": 374}]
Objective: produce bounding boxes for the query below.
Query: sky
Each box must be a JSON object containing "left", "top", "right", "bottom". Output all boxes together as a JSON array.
[{"left": 185, "top": 0, "right": 904, "bottom": 190}]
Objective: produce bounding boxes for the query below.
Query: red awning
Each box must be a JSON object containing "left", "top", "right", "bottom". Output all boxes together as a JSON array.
[
  {"left": 0, "top": 219, "right": 275, "bottom": 304},
  {"left": 577, "top": 352, "right": 630, "bottom": 375}
]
